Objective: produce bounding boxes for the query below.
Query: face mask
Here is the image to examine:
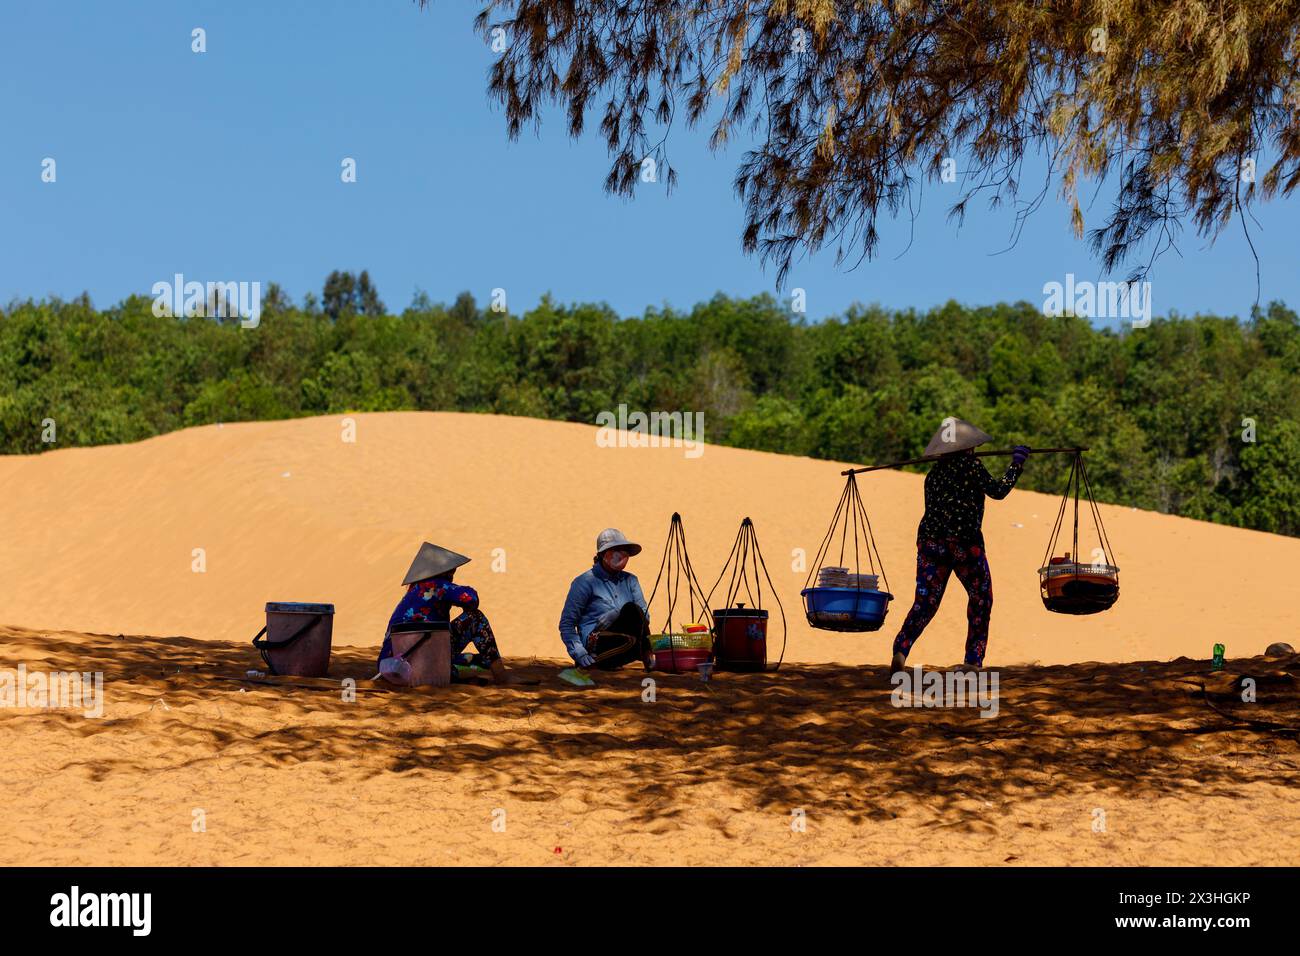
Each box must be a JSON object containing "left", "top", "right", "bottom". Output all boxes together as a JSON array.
[{"left": 604, "top": 550, "right": 629, "bottom": 572}]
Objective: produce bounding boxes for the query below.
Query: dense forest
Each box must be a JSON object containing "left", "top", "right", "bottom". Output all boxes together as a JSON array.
[{"left": 3, "top": 271, "right": 1298, "bottom": 536}]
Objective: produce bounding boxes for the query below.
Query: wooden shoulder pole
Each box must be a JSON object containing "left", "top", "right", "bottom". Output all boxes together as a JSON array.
[{"left": 841, "top": 446, "right": 1087, "bottom": 476}]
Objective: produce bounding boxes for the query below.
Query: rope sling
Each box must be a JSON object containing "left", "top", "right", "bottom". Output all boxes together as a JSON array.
[
  {"left": 1039, "top": 451, "right": 1121, "bottom": 614},
  {"left": 802, "top": 474, "right": 894, "bottom": 632},
  {"left": 645, "top": 512, "right": 714, "bottom": 669},
  {"left": 706, "top": 517, "right": 788, "bottom": 670}
]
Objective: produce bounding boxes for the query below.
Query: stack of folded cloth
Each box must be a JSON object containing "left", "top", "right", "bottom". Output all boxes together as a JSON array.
[{"left": 817, "top": 566, "right": 880, "bottom": 590}]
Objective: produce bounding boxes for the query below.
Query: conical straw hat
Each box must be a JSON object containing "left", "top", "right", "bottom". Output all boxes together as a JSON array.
[
  {"left": 401, "top": 542, "right": 471, "bottom": 585},
  {"left": 923, "top": 417, "right": 992, "bottom": 456}
]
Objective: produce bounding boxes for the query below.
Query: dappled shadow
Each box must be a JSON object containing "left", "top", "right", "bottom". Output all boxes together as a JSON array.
[{"left": 3, "top": 625, "right": 1298, "bottom": 833}]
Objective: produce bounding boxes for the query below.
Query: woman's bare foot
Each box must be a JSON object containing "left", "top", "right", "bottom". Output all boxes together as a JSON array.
[{"left": 885, "top": 650, "right": 907, "bottom": 684}]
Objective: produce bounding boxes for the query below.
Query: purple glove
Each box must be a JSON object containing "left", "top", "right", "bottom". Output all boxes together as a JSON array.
[{"left": 1011, "top": 445, "right": 1031, "bottom": 467}]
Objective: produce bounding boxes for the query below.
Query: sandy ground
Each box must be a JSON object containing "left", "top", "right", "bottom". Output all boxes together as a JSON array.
[
  {"left": 2, "top": 412, "right": 1298, "bottom": 867},
  {"left": 0, "top": 411, "right": 1295, "bottom": 667},
  {"left": 1, "top": 624, "right": 1297, "bottom": 866}
]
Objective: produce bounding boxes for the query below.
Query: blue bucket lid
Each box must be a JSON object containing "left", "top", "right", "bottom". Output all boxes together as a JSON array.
[{"left": 266, "top": 601, "right": 335, "bottom": 615}]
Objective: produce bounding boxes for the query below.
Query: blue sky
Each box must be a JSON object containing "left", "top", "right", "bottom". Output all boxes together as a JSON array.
[{"left": 2, "top": 0, "right": 1295, "bottom": 322}]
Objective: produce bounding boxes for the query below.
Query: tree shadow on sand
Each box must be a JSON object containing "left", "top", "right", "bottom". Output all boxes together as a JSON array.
[{"left": 5, "top": 626, "right": 1298, "bottom": 830}]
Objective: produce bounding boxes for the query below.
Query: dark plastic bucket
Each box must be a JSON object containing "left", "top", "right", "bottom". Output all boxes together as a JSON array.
[
  {"left": 388, "top": 621, "right": 452, "bottom": 687},
  {"left": 713, "top": 606, "right": 768, "bottom": 671},
  {"left": 252, "top": 602, "right": 334, "bottom": 676}
]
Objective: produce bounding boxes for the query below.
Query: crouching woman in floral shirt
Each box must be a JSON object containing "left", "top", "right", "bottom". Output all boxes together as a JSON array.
[{"left": 379, "top": 541, "right": 530, "bottom": 685}]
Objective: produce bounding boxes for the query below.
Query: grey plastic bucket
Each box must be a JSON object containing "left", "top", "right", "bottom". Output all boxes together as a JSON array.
[
  {"left": 387, "top": 622, "right": 452, "bottom": 687},
  {"left": 252, "top": 602, "right": 335, "bottom": 677}
]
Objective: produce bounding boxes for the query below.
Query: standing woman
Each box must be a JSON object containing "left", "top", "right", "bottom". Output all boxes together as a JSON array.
[{"left": 890, "top": 418, "right": 1030, "bottom": 674}]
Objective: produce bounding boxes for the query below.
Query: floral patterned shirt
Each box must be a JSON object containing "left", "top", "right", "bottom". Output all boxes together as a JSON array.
[
  {"left": 917, "top": 453, "right": 1022, "bottom": 546},
  {"left": 387, "top": 577, "right": 478, "bottom": 630}
]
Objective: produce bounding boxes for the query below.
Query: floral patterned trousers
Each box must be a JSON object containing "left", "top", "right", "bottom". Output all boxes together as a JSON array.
[{"left": 892, "top": 537, "right": 993, "bottom": 666}]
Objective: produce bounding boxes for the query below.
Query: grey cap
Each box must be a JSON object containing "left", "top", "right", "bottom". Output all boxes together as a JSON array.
[
  {"left": 595, "top": 528, "right": 642, "bottom": 557},
  {"left": 402, "top": 542, "right": 471, "bottom": 585},
  {"left": 924, "top": 417, "right": 992, "bottom": 456}
]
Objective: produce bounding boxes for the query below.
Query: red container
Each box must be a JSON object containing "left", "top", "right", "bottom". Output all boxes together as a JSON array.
[
  {"left": 649, "top": 646, "right": 712, "bottom": 673},
  {"left": 712, "top": 606, "right": 768, "bottom": 672}
]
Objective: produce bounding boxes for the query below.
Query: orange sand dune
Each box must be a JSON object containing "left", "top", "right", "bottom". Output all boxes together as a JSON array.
[
  {"left": 1, "top": 625, "right": 1296, "bottom": 867},
  {"left": 0, "top": 411, "right": 1293, "bottom": 666}
]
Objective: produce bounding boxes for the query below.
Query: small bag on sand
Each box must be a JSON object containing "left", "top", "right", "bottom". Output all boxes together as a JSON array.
[{"left": 378, "top": 656, "right": 414, "bottom": 685}]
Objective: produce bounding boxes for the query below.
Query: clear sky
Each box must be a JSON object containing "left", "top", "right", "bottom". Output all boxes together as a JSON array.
[{"left": 2, "top": 0, "right": 1295, "bottom": 322}]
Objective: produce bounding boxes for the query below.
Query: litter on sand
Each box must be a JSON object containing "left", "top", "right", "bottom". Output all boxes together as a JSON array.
[{"left": 558, "top": 667, "right": 596, "bottom": 687}]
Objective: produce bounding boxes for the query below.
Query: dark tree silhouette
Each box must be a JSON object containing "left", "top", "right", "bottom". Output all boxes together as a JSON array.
[
  {"left": 322, "top": 270, "right": 386, "bottom": 319},
  {"left": 421, "top": 1, "right": 1300, "bottom": 285}
]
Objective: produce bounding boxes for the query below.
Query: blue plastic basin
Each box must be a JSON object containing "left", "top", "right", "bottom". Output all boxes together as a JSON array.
[{"left": 801, "top": 587, "right": 893, "bottom": 632}]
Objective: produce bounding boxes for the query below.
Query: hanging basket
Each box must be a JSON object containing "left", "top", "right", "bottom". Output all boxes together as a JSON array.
[
  {"left": 802, "top": 587, "right": 893, "bottom": 631},
  {"left": 1039, "top": 453, "right": 1120, "bottom": 615},
  {"left": 801, "top": 474, "right": 893, "bottom": 632},
  {"left": 706, "top": 517, "right": 788, "bottom": 671},
  {"left": 645, "top": 513, "right": 714, "bottom": 673}
]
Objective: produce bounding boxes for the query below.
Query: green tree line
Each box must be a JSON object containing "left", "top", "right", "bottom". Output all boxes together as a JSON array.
[{"left": 3, "top": 273, "right": 1298, "bottom": 536}]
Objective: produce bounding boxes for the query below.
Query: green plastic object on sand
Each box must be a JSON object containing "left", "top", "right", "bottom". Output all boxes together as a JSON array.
[
  {"left": 558, "top": 667, "right": 596, "bottom": 687},
  {"left": 1211, "top": 643, "right": 1225, "bottom": 671}
]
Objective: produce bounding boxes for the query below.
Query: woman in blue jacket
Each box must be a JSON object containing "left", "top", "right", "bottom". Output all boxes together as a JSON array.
[{"left": 558, "top": 528, "right": 651, "bottom": 670}]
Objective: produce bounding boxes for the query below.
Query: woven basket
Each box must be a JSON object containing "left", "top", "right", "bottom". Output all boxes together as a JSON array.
[{"left": 651, "top": 631, "right": 713, "bottom": 652}]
